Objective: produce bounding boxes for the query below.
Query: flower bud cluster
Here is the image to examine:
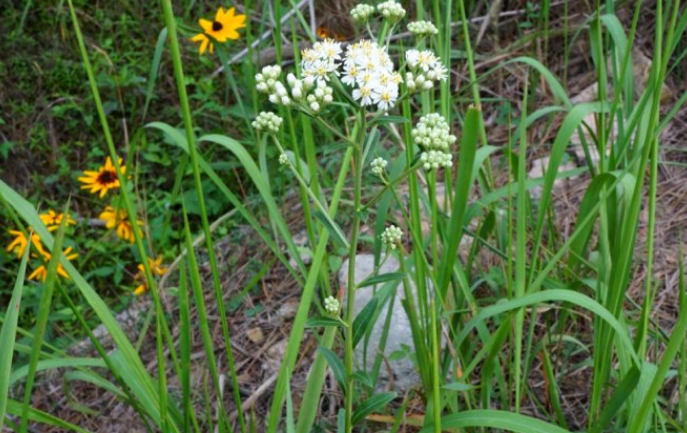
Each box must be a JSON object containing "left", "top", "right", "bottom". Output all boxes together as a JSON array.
[
  {"left": 251, "top": 111, "right": 283, "bottom": 133},
  {"left": 404, "top": 49, "right": 448, "bottom": 93},
  {"left": 370, "top": 157, "right": 388, "bottom": 176},
  {"left": 407, "top": 20, "right": 438, "bottom": 37},
  {"left": 377, "top": 0, "right": 406, "bottom": 23},
  {"left": 405, "top": 72, "right": 435, "bottom": 92},
  {"left": 350, "top": 4, "right": 375, "bottom": 23},
  {"left": 324, "top": 296, "right": 340, "bottom": 314},
  {"left": 279, "top": 153, "right": 290, "bottom": 165},
  {"left": 381, "top": 225, "right": 403, "bottom": 249},
  {"left": 256, "top": 65, "right": 291, "bottom": 106},
  {"left": 306, "top": 80, "right": 334, "bottom": 113},
  {"left": 412, "top": 113, "right": 456, "bottom": 170},
  {"left": 420, "top": 150, "right": 453, "bottom": 169},
  {"left": 286, "top": 73, "right": 314, "bottom": 101}
]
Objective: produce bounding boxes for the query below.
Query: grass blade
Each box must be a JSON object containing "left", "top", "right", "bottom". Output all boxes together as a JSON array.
[{"left": 0, "top": 229, "right": 30, "bottom": 431}]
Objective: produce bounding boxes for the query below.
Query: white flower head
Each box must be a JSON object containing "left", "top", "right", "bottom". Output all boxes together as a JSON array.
[
  {"left": 352, "top": 85, "right": 374, "bottom": 106},
  {"left": 279, "top": 153, "right": 290, "bottom": 165},
  {"left": 372, "top": 86, "right": 398, "bottom": 112},
  {"left": 350, "top": 4, "right": 375, "bottom": 23},
  {"left": 381, "top": 225, "right": 403, "bottom": 249},
  {"left": 324, "top": 296, "right": 340, "bottom": 314}
]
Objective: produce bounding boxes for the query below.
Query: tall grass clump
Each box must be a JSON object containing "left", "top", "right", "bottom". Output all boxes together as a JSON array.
[{"left": 3, "top": 0, "right": 687, "bottom": 432}]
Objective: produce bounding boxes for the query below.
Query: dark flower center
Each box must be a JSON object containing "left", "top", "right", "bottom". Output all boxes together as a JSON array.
[
  {"left": 97, "top": 170, "right": 117, "bottom": 185},
  {"left": 212, "top": 21, "right": 223, "bottom": 32}
]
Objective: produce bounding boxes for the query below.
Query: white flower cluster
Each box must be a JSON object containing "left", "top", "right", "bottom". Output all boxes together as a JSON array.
[
  {"left": 370, "top": 157, "right": 388, "bottom": 176},
  {"left": 343, "top": 40, "right": 401, "bottom": 111},
  {"left": 404, "top": 49, "right": 448, "bottom": 93},
  {"left": 350, "top": 3, "right": 375, "bottom": 23},
  {"left": 324, "top": 296, "right": 340, "bottom": 314},
  {"left": 251, "top": 111, "right": 283, "bottom": 133},
  {"left": 407, "top": 20, "right": 438, "bottom": 37},
  {"left": 279, "top": 153, "right": 289, "bottom": 165},
  {"left": 377, "top": 0, "right": 406, "bottom": 22},
  {"left": 256, "top": 65, "right": 291, "bottom": 106},
  {"left": 381, "top": 225, "right": 403, "bottom": 249},
  {"left": 412, "top": 113, "right": 456, "bottom": 170}
]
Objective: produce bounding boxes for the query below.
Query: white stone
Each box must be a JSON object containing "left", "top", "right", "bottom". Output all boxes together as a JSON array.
[{"left": 339, "top": 254, "right": 419, "bottom": 392}]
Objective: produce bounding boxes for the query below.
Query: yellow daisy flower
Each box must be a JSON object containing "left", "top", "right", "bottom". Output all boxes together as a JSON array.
[
  {"left": 99, "top": 206, "right": 144, "bottom": 244},
  {"left": 78, "top": 157, "right": 125, "bottom": 198},
  {"left": 133, "top": 257, "right": 168, "bottom": 296},
  {"left": 6, "top": 230, "right": 46, "bottom": 259},
  {"left": 39, "top": 210, "right": 76, "bottom": 232},
  {"left": 28, "top": 247, "right": 78, "bottom": 282},
  {"left": 191, "top": 6, "right": 246, "bottom": 55}
]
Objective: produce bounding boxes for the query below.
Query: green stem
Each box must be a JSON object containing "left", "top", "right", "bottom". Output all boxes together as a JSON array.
[{"left": 344, "top": 113, "right": 366, "bottom": 433}]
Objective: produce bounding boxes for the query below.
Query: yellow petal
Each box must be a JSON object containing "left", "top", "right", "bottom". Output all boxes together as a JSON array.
[
  {"left": 199, "top": 18, "right": 213, "bottom": 33},
  {"left": 226, "top": 29, "right": 240, "bottom": 40},
  {"left": 215, "top": 7, "right": 226, "bottom": 22},
  {"left": 190, "top": 33, "right": 207, "bottom": 42}
]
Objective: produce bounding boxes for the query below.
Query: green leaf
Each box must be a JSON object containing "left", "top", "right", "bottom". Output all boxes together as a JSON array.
[
  {"left": 6, "top": 399, "right": 93, "bottom": 433},
  {"left": 420, "top": 410, "right": 572, "bottom": 433},
  {"left": 352, "top": 392, "right": 397, "bottom": 425},
  {"left": 439, "top": 106, "right": 480, "bottom": 297},
  {"left": 443, "top": 381, "right": 476, "bottom": 392},
  {"left": 306, "top": 316, "right": 345, "bottom": 328},
  {"left": 357, "top": 272, "right": 404, "bottom": 288},
  {"left": 141, "top": 27, "right": 168, "bottom": 121},
  {"left": 0, "top": 234, "right": 30, "bottom": 431},
  {"left": 10, "top": 358, "right": 106, "bottom": 387},
  {"left": 318, "top": 347, "right": 347, "bottom": 392},
  {"left": 373, "top": 115, "right": 409, "bottom": 125},
  {"left": 353, "top": 297, "right": 378, "bottom": 349},
  {"left": 352, "top": 371, "right": 374, "bottom": 388},
  {"left": 312, "top": 210, "right": 349, "bottom": 249}
]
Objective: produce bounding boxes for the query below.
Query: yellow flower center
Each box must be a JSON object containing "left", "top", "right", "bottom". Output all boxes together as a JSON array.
[{"left": 212, "top": 21, "right": 223, "bottom": 31}]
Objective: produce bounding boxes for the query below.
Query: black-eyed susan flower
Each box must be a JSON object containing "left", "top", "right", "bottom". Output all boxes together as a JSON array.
[
  {"left": 39, "top": 210, "right": 76, "bottom": 232},
  {"left": 6, "top": 230, "right": 45, "bottom": 259},
  {"left": 28, "top": 247, "right": 78, "bottom": 282},
  {"left": 99, "top": 206, "right": 143, "bottom": 244},
  {"left": 191, "top": 6, "right": 246, "bottom": 55},
  {"left": 78, "top": 157, "right": 125, "bottom": 198},
  {"left": 133, "top": 257, "right": 168, "bottom": 296}
]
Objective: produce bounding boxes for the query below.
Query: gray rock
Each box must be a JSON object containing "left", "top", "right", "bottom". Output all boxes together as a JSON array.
[{"left": 339, "top": 254, "right": 419, "bottom": 392}]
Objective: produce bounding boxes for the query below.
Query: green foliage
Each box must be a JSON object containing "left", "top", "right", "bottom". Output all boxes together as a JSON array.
[{"left": 3, "top": 0, "right": 687, "bottom": 433}]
